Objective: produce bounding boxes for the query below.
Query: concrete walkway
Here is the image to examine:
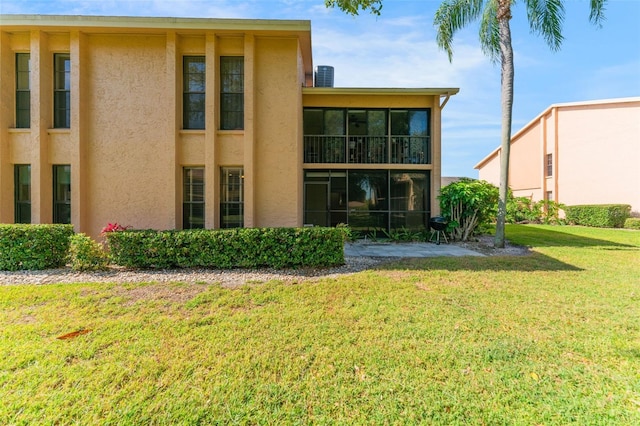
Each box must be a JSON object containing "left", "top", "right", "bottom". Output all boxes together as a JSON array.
[{"left": 344, "top": 242, "right": 484, "bottom": 258}]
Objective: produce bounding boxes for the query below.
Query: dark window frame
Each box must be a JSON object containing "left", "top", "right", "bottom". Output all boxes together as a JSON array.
[
  {"left": 53, "top": 165, "right": 71, "bottom": 224},
  {"left": 183, "top": 167, "right": 205, "bottom": 229},
  {"left": 303, "top": 108, "right": 431, "bottom": 165},
  {"left": 220, "top": 167, "right": 244, "bottom": 228},
  {"left": 15, "top": 53, "right": 30, "bottom": 129},
  {"left": 183, "top": 56, "right": 206, "bottom": 130},
  {"left": 220, "top": 56, "right": 244, "bottom": 130},
  {"left": 303, "top": 169, "right": 430, "bottom": 235},
  {"left": 53, "top": 53, "right": 71, "bottom": 128},
  {"left": 546, "top": 153, "right": 553, "bottom": 177},
  {"left": 14, "top": 164, "right": 31, "bottom": 224}
]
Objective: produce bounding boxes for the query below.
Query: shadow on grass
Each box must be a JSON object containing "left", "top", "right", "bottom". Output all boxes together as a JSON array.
[
  {"left": 376, "top": 252, "right": 583, "bottom": 272},
  {"left": 506, "top": 225, "right": 639, "bottom": 249}
]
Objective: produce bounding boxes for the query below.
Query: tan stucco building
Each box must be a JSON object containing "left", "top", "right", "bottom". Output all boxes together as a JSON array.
[
  {"left": 475, "top": 98, "right": 640, "bottom": 215},
  {"left": 0, "top": 14, "right": 458, "bottom": 238}
]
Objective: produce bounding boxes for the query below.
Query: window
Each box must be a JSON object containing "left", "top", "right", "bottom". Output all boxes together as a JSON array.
[
  {"left": 220, "top": 167, "right": 244, "bottom": 228},
  {"left": 54, "top": 54, "right": 71, "bottom": 128},
  {"left": 304, "top": 170, "right": 430, "bottom": 235},
  {"left": 14, "top": 165, "right": 31, "bottom": 223},
  {"left": 183, "top": 167, "right": 205, "bottom": 229},
  {"left": 546, "top": 191, "right": 553, "bottom": 202},
  {"left": 220, "top": 57, "right": 244, "bottom": 130},
  {"left": 546, "top": 153, "right": 553, "bottom": 177},
  {"left": 53, "top": 165, "right": 71, "bottom": 224},
  {"left": 53, "top": 165, "right": 71, "bottom": 223},
  {"left": 303, "top": 108, "right": 430, "bottom": 164},
  {"left": 183, "top": 56, "right": 205, "bottom": 129},
  {"left": 15, "top": 53, "right": 30, "bottom": 128}
]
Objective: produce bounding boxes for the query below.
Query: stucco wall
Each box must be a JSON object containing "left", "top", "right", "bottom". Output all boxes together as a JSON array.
[
  {"left": 508, "top": 122, "right": 542, "bottom": 192},
  {"left": 85, "top": 34, "right": 176, "bottom": 233},
  {"left": 477, "top": 99, "right": 640, "bottom": 214},
  {"left": 557, "top": 102, "right": 640, "bottom": 212},
  {"left": 254, "top": 37, "right": 301, "bottom": 227}
]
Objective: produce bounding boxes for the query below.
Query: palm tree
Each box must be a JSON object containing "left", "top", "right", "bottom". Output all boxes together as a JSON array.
[
  {"left": 434, "top": 0, "right": 606, "bottom": 247},
  {"left": 326, "top": 0, "right": 607, "bottom": 247}
]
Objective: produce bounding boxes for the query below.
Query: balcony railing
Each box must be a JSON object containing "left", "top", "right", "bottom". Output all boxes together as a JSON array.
[{"left": 304, "top": 135, "right": 430, "bottom": 165}]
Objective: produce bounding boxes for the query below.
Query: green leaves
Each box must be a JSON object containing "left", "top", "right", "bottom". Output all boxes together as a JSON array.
[
  {"left": 68, "top": 233, "right": 108, "bottom": 271},
  {"left": 565, "top": 204, "right": 631, "bottom": 228},
  {"left": 439, "top": 178, "right": 499, "bottom": 241},
  {"left": 0, "top": 224, "right": 74, "bottom": 271},
  {"left": 105, "top": 227, "right": 346, "bottom": 269},
  {"left": 324, "top": 0, "right": 383, "bottom": 16}
]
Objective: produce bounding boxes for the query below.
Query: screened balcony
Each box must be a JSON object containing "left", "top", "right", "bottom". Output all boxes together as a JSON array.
[
  {"left": 303, "top": 135, "right": 430, "bottom": 164},
  {"left": 303, "top": 108, "right": 431, "bottom": 165}
]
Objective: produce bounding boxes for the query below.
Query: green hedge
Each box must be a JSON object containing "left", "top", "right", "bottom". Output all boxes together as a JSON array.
[
  {"left": 0, "top": 224, "right": 74, "bottom": 271},
  {"left": 624, "top": 218, "right": 640, "bottom": 230},
  {"left": 105, "top": 227, "right": 346, "bottom": 269},
  {"left": 564, "top": 204, "right": 631, "bottom": 228}
]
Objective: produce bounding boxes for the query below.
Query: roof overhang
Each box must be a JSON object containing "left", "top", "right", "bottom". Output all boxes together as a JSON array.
[
  {"left": 0, "top": 14, "right": 313, "bottom": 83},
  {"left": 303, "top": 87, "right": 459, "bottom": 97}
]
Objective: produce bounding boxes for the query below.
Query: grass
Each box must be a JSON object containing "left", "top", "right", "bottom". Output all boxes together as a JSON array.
[{"left": 1, "top": 224, "right": 639, "bottom": 425}]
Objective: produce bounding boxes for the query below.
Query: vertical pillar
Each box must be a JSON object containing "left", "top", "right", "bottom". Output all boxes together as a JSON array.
[
  {"left": 70, "top": 31, "right": 87, "bottom": 232},
  {"left": 541, "top": 114, "right": 547, "bottom": 201},
  {"left": 30, "top": 30, "right": 52, "bottom": 224},
  {"left": 552, "top": 107, "right": 559, "bottom": 202},
  {"left": 243, "top": 34, "right": 255, "bottom": 227},
  {"left": 166, "top": 31, "right": 180, "bottom": 228},
  {"left": 431, "top": 95, "right": 443, "bottom": 217},
  {"left": 205, "top": 33, "right": 218, "bottom": 228},
  {"left": 0, "top": 31, "right": 13, "bottom": 222}
]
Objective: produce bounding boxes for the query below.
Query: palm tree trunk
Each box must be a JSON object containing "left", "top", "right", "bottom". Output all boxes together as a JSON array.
[{"left": 494, "top": 1, "right": 514, "bottom": 248}]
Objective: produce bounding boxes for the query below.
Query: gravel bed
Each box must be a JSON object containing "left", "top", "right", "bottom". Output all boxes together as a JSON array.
[{"left": 0, "top": 256, "right": 392, "bottom": 288}]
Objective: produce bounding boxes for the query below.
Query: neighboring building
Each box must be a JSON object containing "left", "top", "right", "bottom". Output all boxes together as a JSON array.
[
  {"left": 475, "top": 98, "right": 640, "bottom": 215},
  {"left": 0, "top": 15, "right": 458, "bottom": 238}
]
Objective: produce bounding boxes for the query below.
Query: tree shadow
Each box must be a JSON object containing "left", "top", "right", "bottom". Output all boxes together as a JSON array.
[
  {"left": 375, "top": 252, "right": 583, "bottom": 272},
  {"left": 506, "top": 225, "right": 639, "bottom": 249},
  {"left": 375, "top": 226, "right": 639, "bottom": 272}
]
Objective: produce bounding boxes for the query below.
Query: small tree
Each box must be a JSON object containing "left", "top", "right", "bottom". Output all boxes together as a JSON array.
[{"left": 439, "top": 178, "right": 498, "bottom": 241}]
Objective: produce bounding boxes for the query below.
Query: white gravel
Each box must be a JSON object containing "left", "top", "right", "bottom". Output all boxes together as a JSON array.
[{"left": 0, "top": 256, "right": 391, "bottom": 287}]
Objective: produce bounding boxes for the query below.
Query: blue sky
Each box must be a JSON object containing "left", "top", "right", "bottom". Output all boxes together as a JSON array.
[{"left": 2, "top": 0, "right": 639, "bottom": 177}]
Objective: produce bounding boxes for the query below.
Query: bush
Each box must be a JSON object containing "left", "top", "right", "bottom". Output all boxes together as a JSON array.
[
  {"left": 0, "top": 224, "right": 74, "bottom": 271},
  {"left": 68, "top": 233, "right": 109, "bottom": 271},
  {"left": 565, "top": 204, "right": 631, "bottom": 228},
  {"left": 105, "top": 227, "right": 346, "bottom": 269},
  {"left": 439, "top": 178, "right": 499, "bottom": 241},
  {"left": 624, "top": 218, "right": 640, "bottom": 230},
  {"left": 506, "top": 196, "right": 564, "bottom": 225}
]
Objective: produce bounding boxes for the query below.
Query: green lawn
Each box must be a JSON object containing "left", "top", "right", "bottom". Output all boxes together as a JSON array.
[{"left": 1, "top": 225, "right": 639, "bottom": 425}]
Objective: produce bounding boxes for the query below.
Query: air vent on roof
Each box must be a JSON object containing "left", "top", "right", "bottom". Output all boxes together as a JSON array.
[{"left": 314, "top": 65, "right": 334, "bottom": 87}]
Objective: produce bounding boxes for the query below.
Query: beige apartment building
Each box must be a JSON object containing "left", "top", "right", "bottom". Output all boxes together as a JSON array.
[
  {"left": 0, "top": 15, "right": 458, "bottom": 238},
  {"left": 475, "top": 98, "right": 640, "bottom": 215}
]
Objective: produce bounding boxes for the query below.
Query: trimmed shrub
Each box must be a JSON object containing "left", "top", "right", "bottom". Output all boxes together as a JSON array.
[
  {"left": 68, "top": 233, "right": 109, "bottom": 271},
  {"left": 624, "top": 218, "right": 640, "bottom": 230},
  {"left": 105, "top": 227, "right": 346, "bottom": 269},
  {"left": 0, "top": 224, "right": 74, "bottom": 271},
  {"left": 565, "top": 204, "right": 631, "bottom": 228}
]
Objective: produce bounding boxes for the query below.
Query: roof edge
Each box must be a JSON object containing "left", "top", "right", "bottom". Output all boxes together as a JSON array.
[
  {"left": 0, "top": 14, "right": 312, "bottom": 32},
  {"left": 303, "top": 87, "right": 459, "bottom": 96}
]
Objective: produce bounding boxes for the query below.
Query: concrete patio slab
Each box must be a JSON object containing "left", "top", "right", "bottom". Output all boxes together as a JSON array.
[{"left": 344, "top": 242, "right": 484, "bottom": 258}]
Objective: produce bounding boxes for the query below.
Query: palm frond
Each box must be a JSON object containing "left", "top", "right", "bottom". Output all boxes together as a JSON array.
[
  {"left": 589, "top": 0, "right": 607, "bottom": 27},
  {"left": 479, "top": 0, "right": 501, "bottom": 63},
  {"left": 525, "top": 0, "right": 565, "bottom": 51},
  {"left": 434, "top": 0, "right": 486, "bottom": 62}
]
